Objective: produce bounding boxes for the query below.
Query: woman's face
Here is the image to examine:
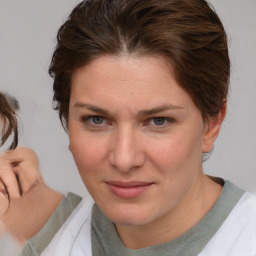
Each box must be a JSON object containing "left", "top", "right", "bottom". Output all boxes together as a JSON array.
[{"left": 68, "top": 55, "right": 215, "bottom": 227}]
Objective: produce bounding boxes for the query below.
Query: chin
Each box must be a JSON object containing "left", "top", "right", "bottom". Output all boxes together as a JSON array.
[
  {"left": 110, "top": 214, "right": 152, "bottom": 227},
  {"left": 100, "top": 202, "right": 157, "bottom": 226}
]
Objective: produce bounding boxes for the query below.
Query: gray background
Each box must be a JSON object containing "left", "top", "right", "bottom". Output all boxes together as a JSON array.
[{"left": 0, "top": 0, "right": 255, "bottom": 197}]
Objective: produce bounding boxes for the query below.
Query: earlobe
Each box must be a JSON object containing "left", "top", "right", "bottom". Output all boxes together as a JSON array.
[{"left": 202, "top": 102, "right": 227, "bottom": 153}]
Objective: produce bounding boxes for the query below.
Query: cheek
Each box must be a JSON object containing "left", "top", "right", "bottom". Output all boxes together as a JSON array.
[
  {"left": 69, "top": 132, "right": 107, "bottom": 173},
  {"left": 148, "top": 136, "right": 186, "bottom": 166},
  {"left": 147, "top": 132, "right": 202, "bottom": 173},
  {"left": 69, "top": 135, "right": 107, "bottom": 195}
]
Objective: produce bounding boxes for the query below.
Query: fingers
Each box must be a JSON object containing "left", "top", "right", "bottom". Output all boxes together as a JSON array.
[
  {"left": 0, "top": 165, "right": 21, "bottom": 199},
  {"left": 0, "top": 147, "right": 42, "bottom": 199},
  {"left": 0, "top": 179, "right": 8, "bottom": 198},
  {"left": 0, "top": 180, "right": 9, "bottom": 217},
  {"left": 13, "top": 147, "right": 42, "bottom": 193},
  {"left": 5, "top": 147, "right": 40, "bottom": 169},
  {"left": 13, "top": 160, "right": 42, "bottom": 194}
]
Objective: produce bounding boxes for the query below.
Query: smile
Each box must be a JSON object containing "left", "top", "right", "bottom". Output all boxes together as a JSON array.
[{"left": 106, "top": 181, "right": 154, "bottom": 199}]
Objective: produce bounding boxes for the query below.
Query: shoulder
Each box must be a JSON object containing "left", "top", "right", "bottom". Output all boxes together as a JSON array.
[
  {"left": 200, "top": 191, "right": 256, "bottom": 256},
  {"left": 20, "top": 193, "right": 93, "bottom": 256}
]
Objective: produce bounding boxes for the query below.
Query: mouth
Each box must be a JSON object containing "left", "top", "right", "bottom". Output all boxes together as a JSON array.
[{"left": 106, "top": 181, "right": 154, "bottom": 199}]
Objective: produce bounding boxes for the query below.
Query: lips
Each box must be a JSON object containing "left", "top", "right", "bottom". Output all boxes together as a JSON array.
[{"left": 106, "top": 181, "right": 154, "bottom": 199}]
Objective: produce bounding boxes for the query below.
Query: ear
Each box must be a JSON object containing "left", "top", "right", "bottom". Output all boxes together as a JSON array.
[{"left": 202, "top": 102, "right": 227, "bottom": 153}]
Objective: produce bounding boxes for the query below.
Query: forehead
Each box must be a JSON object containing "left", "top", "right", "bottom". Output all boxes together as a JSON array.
[
  {"left": 70, "top": 54, "right": 195, "bottom": 113},
  {"left": 72, "top": 55, "right": 179, "bottom": 92}
]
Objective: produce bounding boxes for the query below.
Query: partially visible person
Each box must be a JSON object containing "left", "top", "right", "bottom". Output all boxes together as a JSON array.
[
  {"left": 0, "top": 147, "right": 62, "bottom": 243},
  {"left": 0, "top": 92, "right": 22, "bottom": 255},
  {"left": 0, "top": 92, "right": 20, "bottom": 230},
  {"left": 0, "top": 92, "right": 62, "bottom": 254}
]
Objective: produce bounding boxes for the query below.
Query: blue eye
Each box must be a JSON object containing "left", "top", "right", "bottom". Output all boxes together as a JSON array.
[
  {"left": 80, "top": 115, "right": 111, "bottom": 130},
  {"left": 145, "top": 117, "right": 175, "bottom": 129},
  {"left": 153, "top": 117, "right": 166, "bottom": 126},
  {"left": 80, "top": 115, "right": 107, "bottom": 127},
  {"left": 91, "top": 116, "right": 104, "bottom": 124}
]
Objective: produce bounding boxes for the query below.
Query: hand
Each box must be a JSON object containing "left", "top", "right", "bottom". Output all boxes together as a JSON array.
[
  {"left": 0, "top": 147, "right": 42, "bottom": 217},
  {"left": 0, "top": 147, "right": 62, "bottom": 243}
]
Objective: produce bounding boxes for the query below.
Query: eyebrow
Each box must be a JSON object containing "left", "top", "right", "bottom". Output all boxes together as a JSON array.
[
  {"left": 73, "top": 102, "right": 184, "bottom": 117},
  {"left": 74, "top": 103, "right": 111, "bottom": 116},
  {"left": 137, "top": 104, "right": 184, "bottom": 116}
]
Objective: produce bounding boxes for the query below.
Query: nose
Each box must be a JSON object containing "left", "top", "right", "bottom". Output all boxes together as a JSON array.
[{"left": 109, "top": 126, "right": 145, "bottom": 173}]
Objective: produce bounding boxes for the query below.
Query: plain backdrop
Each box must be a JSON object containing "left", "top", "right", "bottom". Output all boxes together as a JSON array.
[{"left": 0, "top": 0, "right": 255, "bottom": 197}]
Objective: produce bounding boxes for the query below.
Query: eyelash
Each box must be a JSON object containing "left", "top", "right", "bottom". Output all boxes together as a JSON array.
[
  {"left": 145, "top": 117, "right": 175, "bottom": 128},
  {"left": 80, "top": 115, "right": 175, "bottom": 129},
  {"left": 80, "top": 115, "right": 109, "bottom": 128}
]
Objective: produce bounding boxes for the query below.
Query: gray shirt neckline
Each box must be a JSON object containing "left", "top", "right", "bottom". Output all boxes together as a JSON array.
[{"left": 91, "top": 180, "right": 244, "bottom": 256}]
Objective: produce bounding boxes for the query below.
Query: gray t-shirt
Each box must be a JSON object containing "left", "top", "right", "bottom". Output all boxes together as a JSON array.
[
  {"left": 20, "top": 180, "right": 244, "bottom": 256},
  {"left": 91, "top": 181, "right": 244, "bottom": 256}
]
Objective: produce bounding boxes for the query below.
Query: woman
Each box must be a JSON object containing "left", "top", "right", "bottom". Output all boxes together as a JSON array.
[
  {"left": 0, "top": 92, "right": 19, "bottom": 256},
  {"left": 0, "top": 93, "right": 62, "bottom": 253},
  {"left": 2, "top": 0, "right": 256, "bottom": 255},
  {"left": 0, "top": 93, "right": 30, "bottom": 254}
]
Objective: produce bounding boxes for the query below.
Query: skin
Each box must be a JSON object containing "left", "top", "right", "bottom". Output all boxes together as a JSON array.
[
  {"left": 68, "top": 54, "right": 226, "bottom": 249},
  {"left": 0, "top": 147, "right": 62, "bottom": 244},
  {"left": 0, "top": 93, "right": 63, "bottom": 244}
]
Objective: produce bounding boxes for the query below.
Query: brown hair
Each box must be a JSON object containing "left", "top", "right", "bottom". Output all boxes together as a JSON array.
[
  {"left": 49, "top": 0, "right": 230, "bottom": 129},
  {"left": 0, "top": 93, "right": 19, "bottom": 150}
]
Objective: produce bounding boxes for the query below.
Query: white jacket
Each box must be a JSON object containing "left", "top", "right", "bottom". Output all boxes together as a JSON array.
[{"left": 41, "top": 192, "right": 256, "bottom": 256}]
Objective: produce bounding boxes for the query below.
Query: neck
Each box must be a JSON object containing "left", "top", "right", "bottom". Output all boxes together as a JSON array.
[{"left": 116, "top": 174, "right": 222, "bottom": 249}]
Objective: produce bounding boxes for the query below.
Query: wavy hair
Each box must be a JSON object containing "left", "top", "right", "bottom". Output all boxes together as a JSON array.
[{"left": 0, "top": 92, "right": 19, "bottom": 150}]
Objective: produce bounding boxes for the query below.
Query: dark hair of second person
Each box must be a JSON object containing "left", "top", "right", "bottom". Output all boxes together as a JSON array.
[{"left": 0, "top": 93, "right": 19, "bottom": 150}]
